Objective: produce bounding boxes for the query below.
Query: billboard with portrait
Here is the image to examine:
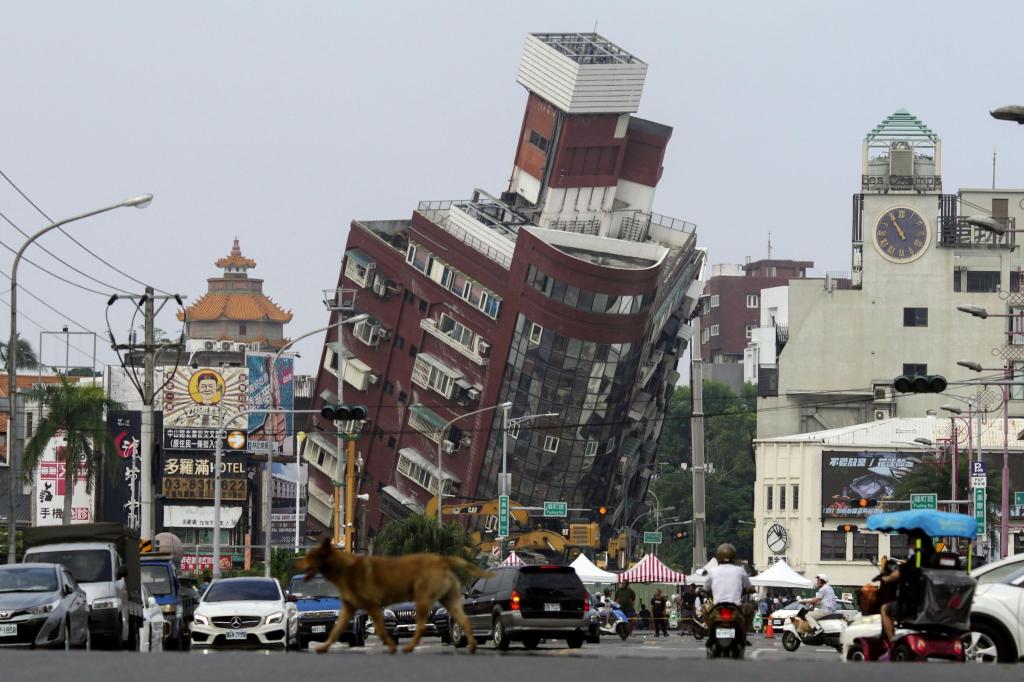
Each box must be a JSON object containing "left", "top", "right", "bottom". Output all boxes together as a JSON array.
[
  {"left": 162, "top": 366, "right": 247, "bottom": 450},
  {"left": 820, "top": 450, "right": 923, "bottom": 517},
  {"left": 247, "top": 353, "right": 294, "bottom": 455}
]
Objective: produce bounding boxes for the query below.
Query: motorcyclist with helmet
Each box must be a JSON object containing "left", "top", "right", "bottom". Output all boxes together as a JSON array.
[
  {"left": 799, "top": 573, "right": 837, "bottom": 635},
  {"left": 703, "top": 543, "right": 755, "bottom": 644}
]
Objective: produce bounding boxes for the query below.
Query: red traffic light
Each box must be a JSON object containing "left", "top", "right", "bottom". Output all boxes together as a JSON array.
[
  {"left": 839, "top": 524, "right": 858, "bottom": 533},
  {"left": 673, "top": 530, "right": 689, "bottom": 540}
]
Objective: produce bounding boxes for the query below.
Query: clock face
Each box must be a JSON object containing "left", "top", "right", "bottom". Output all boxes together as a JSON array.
[
  {"left": 874, "top": 207, "right": 929, "bottom": 263},
  {"left": 767, "top": 523, "right": 788, "bottom": 554}
]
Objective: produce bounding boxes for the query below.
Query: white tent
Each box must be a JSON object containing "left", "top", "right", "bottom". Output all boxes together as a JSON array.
[
  {"left": 687, "top": 557, "right": 718, "bottom": 586},
  {"left": 569, "top": 554, "right": 618, "bottom": 584},
  {"left": 750, "top": 560, "right": 814, "bottom": 589}
]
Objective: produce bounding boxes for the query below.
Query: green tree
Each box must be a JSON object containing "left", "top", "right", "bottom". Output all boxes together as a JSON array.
[
  {"left": 650, "top": 381, "right": 757, "bottom": 570},
  {"left": 21, "top": 378, "right": 123, "bottom": 524},
  {"left": 373, "top": 514, "right": 474, "bottom": 558},
  {"left": 0, "top": 334, "right": 39, "bottom": 370}
]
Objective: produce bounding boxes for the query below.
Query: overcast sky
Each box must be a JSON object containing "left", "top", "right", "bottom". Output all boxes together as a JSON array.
[{"left": 2, "top": 1, "right": 1023, "bottom": 376}]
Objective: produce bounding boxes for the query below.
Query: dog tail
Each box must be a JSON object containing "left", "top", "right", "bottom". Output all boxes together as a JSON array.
[{"left": 445, "top": 556, "right": 492, "bottom": 579}]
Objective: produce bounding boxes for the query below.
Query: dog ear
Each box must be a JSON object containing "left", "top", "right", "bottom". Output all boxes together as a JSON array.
[{"left": 317, "top": 535, "right": 333, "bottom": 556}]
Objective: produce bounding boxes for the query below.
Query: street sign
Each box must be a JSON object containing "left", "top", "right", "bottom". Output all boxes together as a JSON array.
[
  {"left": 498, "top": 495, "right": 510, "bottom": 537},
  {"left": 1015, "top": 491, "right": 1024, "bottom": 507},
  {"left": 543, "top": 501, "right": 568, "bottom": 518},
  {"left": 643, "top": 531, "right": 663, "bottom": 545},
  {"left": 970, "top": 475, "right": 987, "bottom": 489},
  {"left": 972, "top": 461, "right": 987, "bottom": 476},
  {"left": 974, "top": 487, "right": 986, "bottom": 536},
  {"left": 910, "top": 493, "right": 937, "bottom": 510}
]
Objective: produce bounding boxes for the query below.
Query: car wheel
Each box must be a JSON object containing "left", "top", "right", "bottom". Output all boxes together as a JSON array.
[
  {"left": 566, "top": 633, "right": 584, "bottom": 649},
  {"left": 83, "top": 623, "right": 92, "bottom": 651},
  {"left": 522, "top": 634, "right": 541, "bottom": 650},
  {"left": 782, "top": 631, "right": 801, "bottom": 652},
  {"left": 964, "top": 622, "right": 1011, "bottom": 663},
  {"left": 450, "top": 619, "right": 468, "bottom": 649},
  {"left": 586, "top": 628, "right": 600, "bottom": 645},
  {"left": 891, "top": 642, "right": 916, "bottom": 662},
  {"left": 492, "top": 616, "right": 511, "bottom": 651},
  {"left": 847, "top": 645, "right": 865, "bottom": 662}
]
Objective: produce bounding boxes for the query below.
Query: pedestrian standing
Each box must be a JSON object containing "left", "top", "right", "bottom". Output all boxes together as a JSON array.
[
  {"left": 615, "top": 580, "right": 638, "bottom": 632},
  {"left": 651, "top": 588, "right": 669, "bottom": 637},
  {"left": 639, "top": 601, "right": 652, "bottom": 630}
]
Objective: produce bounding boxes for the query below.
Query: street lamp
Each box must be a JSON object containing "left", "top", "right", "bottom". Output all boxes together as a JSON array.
[
  {"left": 436, "top": 401, "right": 513, "bottom": 525},
  {"left": 991, "top": 106, "right": 1024, "bottom": 124},
  {"left": 256, "top": 317, "right": 366, "bottom": 577},
  {"left": 625, "top": 505, "right": 676, "bottom": 562},
  {"left": 957, "top": 360, "right": 984, "bottom": 372},
  {"left": 957, "top": 306, "right": 989, "bottom": 320},
  {"left": 6, "top": 194, "right": 153, "bottom": 563}
]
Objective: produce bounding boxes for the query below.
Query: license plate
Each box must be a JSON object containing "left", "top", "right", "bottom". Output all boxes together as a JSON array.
[
  {"left": 715, "top": 628, "right": 735, "bottom": 639},
  {"left": 544, "top": 603, "right": 561, "bottom": 612},
  {"left": 311, "top": 625, "right": 326, "bottom": 634},
  {"left": 0, "top": 624, "right": 15, "bottom": 637},
  {"left": 225, "top": 630, "right": 249, "bottom": 640}
]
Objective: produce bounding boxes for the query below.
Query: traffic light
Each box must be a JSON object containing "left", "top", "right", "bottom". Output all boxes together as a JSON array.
[
  {"left": 320, "top": 403, "right": 369, "bottom": 421},
  {"left": 673, "top": 530, "right": 689, "bottom": 540},
  {"left": 225, "top": 430, "right": 247, "bottom": 450},
  {"left": 838, "top": 524, "right": 859, "bottom": 533},
  {"left": 854, "top": 498, "right": 878, "bottom": 509},
  {"left": 893, "top": 374, "right": 947, "bottom": 394},
  {"left": 594, "top": 505, "right": 607, "bottom": 521}
]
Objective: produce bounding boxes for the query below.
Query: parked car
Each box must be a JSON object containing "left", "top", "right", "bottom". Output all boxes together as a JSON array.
[
  {"left": 139, "top": 584, "right": 168, "bottom": 653},
  {"left": 190, "top": 577, "right": 298, "bottom": 650},
  {"left": 379, "top": 601, "right": 450, "bottom": 643},
  {"left": 0, "top": 563, "right": 90, "bottom": 649},
  {"left": 769, "top": 598, "right": 859, "bottom": 629},
  {"left": 453, "top": 565, "right": 590, "bottom": 650},
  {"left": 141, "top": 554, "right": 195, "bottom": 650},
  {"left": 965, "top": 553, "right": 1024, "bottom": 663},
  {"left": 286, "top": 573, "right": 364, "bottom": 649}
]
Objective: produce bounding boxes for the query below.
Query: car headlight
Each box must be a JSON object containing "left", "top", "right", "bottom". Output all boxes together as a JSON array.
[
  {"left": 27, "top": 600, "right": 61, "bottom": 615},
  {"left": 91, "top": 598, "right": 121, "bottom": 611},
  {"left": 435, "top": 607, "right": 448, "bottom": 617},
  {"left": 160, "top": 604, "right": 178, "bottom": 615},
  {"left": 265, "top": 611, "right": 284, "bottom": 625},
  {"left": 193, "top": 614, "right": 210, "bottom": 626},
  {"left": 383, "top": 609, "right": 396, "bottom": 619}
]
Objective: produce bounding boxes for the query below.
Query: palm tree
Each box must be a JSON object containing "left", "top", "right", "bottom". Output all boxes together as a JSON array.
[
  {"left": 21, "top": 378, "right": 124, "bottom": 524},
  {"left": 373, "top": 514, "right": 474, "bottom": 558},
  {"left": 0, "top": 334, "right": 39, "bottom": 370}
]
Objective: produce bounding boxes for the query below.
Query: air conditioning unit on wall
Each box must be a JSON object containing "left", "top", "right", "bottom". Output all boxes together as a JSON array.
[{"left": 874, "top": 408, "right": 891, "bottom": 421}]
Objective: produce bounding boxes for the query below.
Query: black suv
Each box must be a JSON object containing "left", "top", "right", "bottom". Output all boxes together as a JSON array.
[{"left": 452, "top": 565, "right": 589, "bottom": 650}]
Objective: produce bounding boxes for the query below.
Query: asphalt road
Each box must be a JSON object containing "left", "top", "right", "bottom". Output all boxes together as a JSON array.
[{"left": 0, "top": 632, "right": 1019, "bottom": 681}]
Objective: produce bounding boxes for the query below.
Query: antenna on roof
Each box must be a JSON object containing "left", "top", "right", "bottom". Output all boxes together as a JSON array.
[
  {"left": 767, "top": 231, "right": 773, "bottom": 259},
  {"left": 993, "top": 148, "right": 997, "bottom": 190},
  {"left": 593, "top": 19, "right": 598, "bottom": 33}
]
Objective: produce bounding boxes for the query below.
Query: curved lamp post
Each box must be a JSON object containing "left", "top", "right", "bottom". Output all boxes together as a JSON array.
[{"left": 6, "top": 194, "right": 152, "bottom": 562}]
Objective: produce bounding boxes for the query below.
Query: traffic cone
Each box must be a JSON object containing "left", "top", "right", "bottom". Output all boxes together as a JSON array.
[{"left": 764, "top": 618, "right": 774, "bottom": 639}]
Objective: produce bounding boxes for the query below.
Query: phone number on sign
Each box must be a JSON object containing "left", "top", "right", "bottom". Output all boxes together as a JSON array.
[{"left": 161, "top": 477, "right": 247, "bottom": 501}]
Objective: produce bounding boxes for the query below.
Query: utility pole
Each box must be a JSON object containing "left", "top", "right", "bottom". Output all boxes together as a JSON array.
[
  {"left": 141, "top": 286, "right": 156, "bottom": 540},
  {"left": 690, "top": 335, "right": 707, "bottom": 572}
]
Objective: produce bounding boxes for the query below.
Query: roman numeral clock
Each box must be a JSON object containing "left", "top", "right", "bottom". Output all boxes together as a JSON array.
[{"left": 874, "top": 206, "right": 930, "bottom": 263}]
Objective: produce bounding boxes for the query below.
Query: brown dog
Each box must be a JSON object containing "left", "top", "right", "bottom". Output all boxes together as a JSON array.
[{"left": 295, "top": 538, "right": 487, "bottom": 654}]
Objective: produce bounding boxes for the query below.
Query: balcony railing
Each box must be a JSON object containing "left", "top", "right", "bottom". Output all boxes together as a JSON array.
[
  {"left": 824, "top": 271, "right": 858, "bottom": 291},
  {"left": 419, "top": 318, "right": 488, "bottom": 365},
  {"left": 938, "top": 216, "right": 1015, "bottom": 249},
  {"left": 415, "top": 202, "right": 513, "bottom": 269}
]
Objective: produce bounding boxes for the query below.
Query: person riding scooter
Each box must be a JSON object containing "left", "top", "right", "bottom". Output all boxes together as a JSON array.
[
  {"left": 879, "top": 530, "right": 938, "bottom": 646},
  {"left": 703, "top": 543, "right": 755, "bottom": 644},
  {"left": 798, "top": 574, "right": 837, "bottom": 636}
]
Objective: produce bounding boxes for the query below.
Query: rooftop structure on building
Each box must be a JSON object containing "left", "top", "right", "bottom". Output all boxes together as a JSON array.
[
  {"left": 306, "top": 32, "right": 706, "bottom": 547},
  {"left": 179, "top": 239, "right": 293, "bottom": 351}
]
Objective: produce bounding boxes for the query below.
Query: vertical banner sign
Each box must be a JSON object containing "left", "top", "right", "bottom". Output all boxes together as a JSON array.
[
  {"left": 974, "top": 487, "right": 986, "bottom": 536},
  {"left": 498, "top": 495, "right": 510, "bottom": 537},
  {"left": 101, "top": 410, "right": 142, "bottom": 528},
  {"left": 34, "top": 433, "right": 93, "bottom": 525},
  {"left": 247, "top": 353, "right": 295, "bottom": 456}
]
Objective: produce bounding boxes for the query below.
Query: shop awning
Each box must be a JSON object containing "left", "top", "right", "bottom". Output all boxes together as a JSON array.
[{"left": 410, "top": 404, "right": 448, "bottom": 431}]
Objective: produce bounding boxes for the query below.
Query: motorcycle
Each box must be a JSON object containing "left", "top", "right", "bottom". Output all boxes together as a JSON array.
[
  {"left": 691, "top": 608, "right": 708, "bottom": 640},
  {"left": 705, "top": 602, "right": 745, "bottom": 659},
  {"left": 841, "top": 509, "right": 977, "bottom": 663},
  {"left": 598, "top": 601, "right": 631, "bottom": 641},
  {"left": 782, "top": 609, "right": 847, "bottom": 652}
]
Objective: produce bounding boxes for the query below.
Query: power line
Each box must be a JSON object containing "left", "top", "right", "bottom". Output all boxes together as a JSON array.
[
  {"left": 0, "top": 268, "right": 103, "bottom": 338},
  {"left": 0, "top": 168, "right": 173, "bottom": 295},
  {"left": 0, "top": 224, "right": 110, "bottom": 296},
  {"left": 0, "top": 299, "right": 106, "bottom": 368}
]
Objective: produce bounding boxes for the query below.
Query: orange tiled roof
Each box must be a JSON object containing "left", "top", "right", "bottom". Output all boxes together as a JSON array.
[
  {"left": 179, "top": 292, "right": 293, "bottom": 323},
  {"left": 215, "top": 238, "right": 256, "bottom": 269}
]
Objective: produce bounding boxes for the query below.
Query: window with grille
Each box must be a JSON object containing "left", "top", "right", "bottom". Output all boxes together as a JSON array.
[
  {"left": 584, "top": 441, "right": 598, "bottom": 457},
  {"left": 439, "top": 314, "right": 475, "bottom": 349},
  {"left": 766, "top": 486, "right": 773, "bottom": 511},
  {"left": 820, "top": 531, "right": 847, "bottom": 561},
  {"left": 528, "top": 129, "right": 549, "bottom": 152},
  {"left": 710, "top": 294, "right": 720, "bottom": 308},
  {"left": 543, "top": 436, "right": 560, "bottom": 453},
  {"left": 853, "top": 533, "right": 879, "bottom": 562},
  {"left": 411, "top": 356, "right": 459, "bottom": 398},
  {"left": 792, "top": 485, "right": 799, "bottom": 510},
  {"left": 711, "top": 325, "right": 720, "bottom": 337},
  {"left": 778, "top": 485, "right": 786, "bottom": 510},
  {"left": 746, "top": 294, "right": 759, "bottom": 308},
  {"left": 889, "top": 534, "right": 908, "bottom": 559}
]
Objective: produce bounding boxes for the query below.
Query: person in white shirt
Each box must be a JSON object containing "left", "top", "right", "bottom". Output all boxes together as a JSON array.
[
  {"left": 703, "top": 543, "right": 754, "bottom": 641},
  {"left": 800, "top": 574, "right": 837, "bottom": 634}
]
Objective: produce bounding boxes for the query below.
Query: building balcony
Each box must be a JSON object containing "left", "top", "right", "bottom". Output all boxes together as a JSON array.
[
  {"left": 396, "top": 447, "right": 459, "bottom": 496},
  {"left": 353, "top": 318, "right": 390, "bottom": 348},
  {"left": 419, "top": 318, "right": 488, "bottom": 365},
  {"left": 938, "top": 216, "right": 1015, "bottom": 250}
]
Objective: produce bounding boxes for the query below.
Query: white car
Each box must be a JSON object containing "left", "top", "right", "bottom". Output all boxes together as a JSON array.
[
  {"left": 769, "top": 598, "right": 859, "bottom": 629},
  {"left": 190, "top": 578, "right": 298, "bottom": 650},
  {"left": 140, "top": 585, "right": 167, "bottom": 653},
  {"left": 965, "top": 554, "right": 1024, "bottom": 663}
]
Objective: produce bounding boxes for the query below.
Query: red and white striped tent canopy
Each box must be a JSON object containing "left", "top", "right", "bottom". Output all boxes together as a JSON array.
[
  {"left": 618, "top": 553, "right": 687, "bottom": 584},
  {"left": 499, "top": 551, "right": 526, "bottom": 566}
]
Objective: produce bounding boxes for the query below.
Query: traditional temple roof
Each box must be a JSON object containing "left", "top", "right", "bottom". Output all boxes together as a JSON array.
[
  {"left": 179, "top": 292, "right": 293, "bottom": 323},
  {"left": 215, "top": 238, "right": 257, "bottom": 269}
]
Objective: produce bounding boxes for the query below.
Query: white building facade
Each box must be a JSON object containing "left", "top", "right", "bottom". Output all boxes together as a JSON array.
[
  {"left": 757, "top": 109, "right": 1024, "bottom": 440},
  {"left": 755, "top": 417, "right": 1024, "bottom": 588}
]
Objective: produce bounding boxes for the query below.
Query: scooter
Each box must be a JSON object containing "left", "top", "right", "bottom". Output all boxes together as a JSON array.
[
  {"left": 598, "top": 602, "right": 631, "bottom": 640},
  {"left": 691, "top": 609, "right": 708, "bottom": 640},
  {"left": 705, "top": 602, "right": 745, "bottom": 659},
  {"left": 782, "top": 610, "right": 847, "bottom": 652}
]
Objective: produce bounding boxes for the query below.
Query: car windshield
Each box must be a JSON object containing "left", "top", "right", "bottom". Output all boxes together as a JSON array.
[
  {"left": 141, "top": 565, "right": 174, "bottom": 596},
  {"left": 288, "top": 576, "right": 338, "bottom": 599},
  {"left": 28, "top": 550, "right": 111, "bottom": 583},
  {"left": 975, "top": 558, "right": 1024, "bottom": 585},
  {"left": 204, "top": 579, "right": 280, "bottom": 603},
  {"left": 0, "top": 566, "right": 58, "bottom": 593}
]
